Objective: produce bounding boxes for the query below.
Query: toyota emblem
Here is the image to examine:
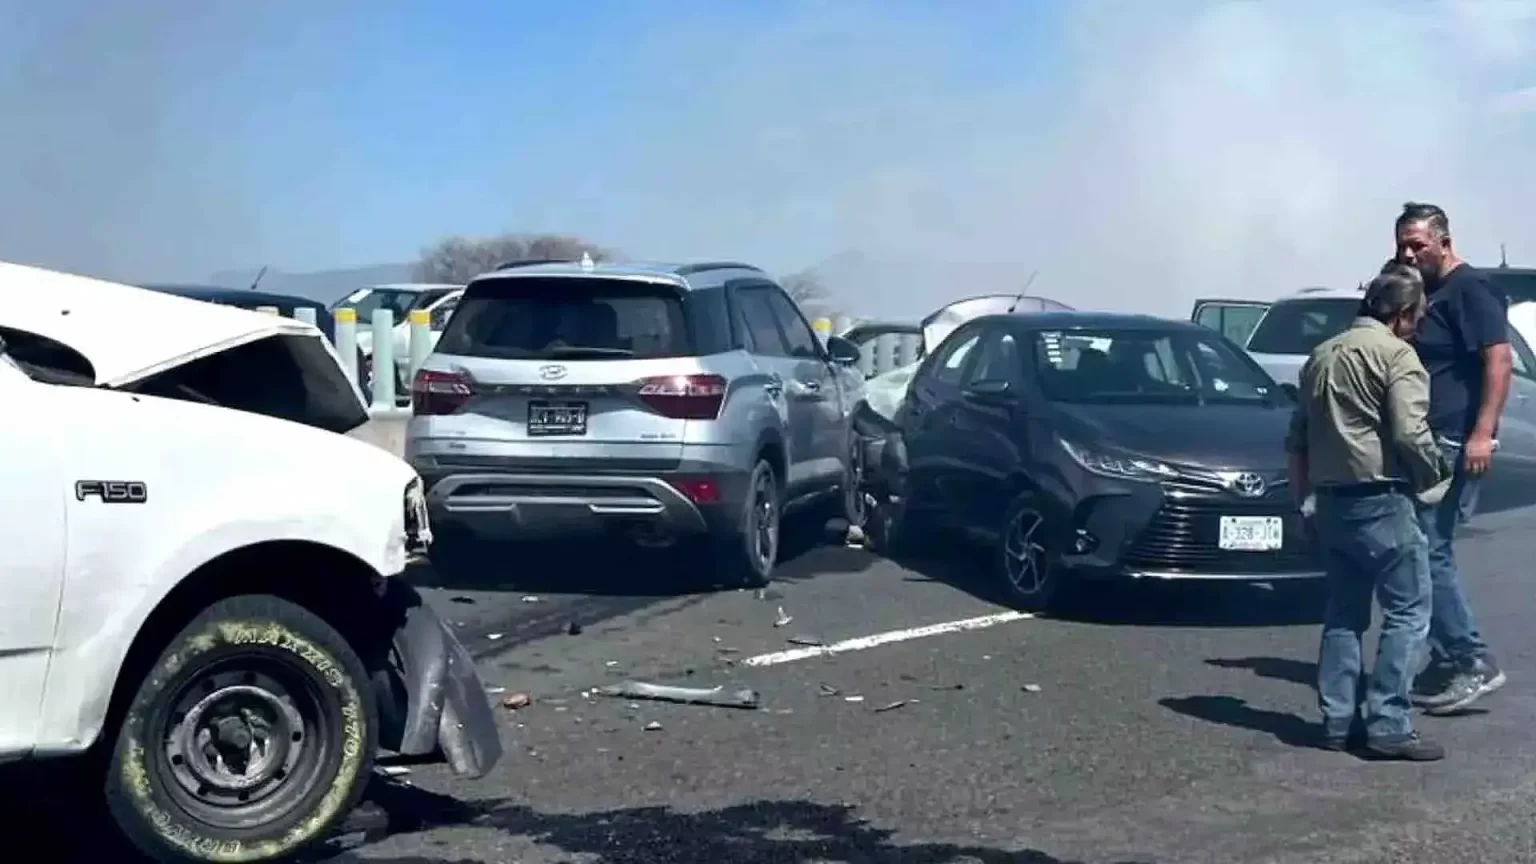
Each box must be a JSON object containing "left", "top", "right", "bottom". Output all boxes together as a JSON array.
[
  {"left": 538, "top": 364, "right": 568, "bottom": 381},
  {"left": 1231, "top": 472, "right": 1267, "bottom": 498}
]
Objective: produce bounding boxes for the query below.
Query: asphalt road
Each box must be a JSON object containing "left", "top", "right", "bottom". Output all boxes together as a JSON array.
[{"left": 14, "top": 497, "right": 1536, "bottom": 863}]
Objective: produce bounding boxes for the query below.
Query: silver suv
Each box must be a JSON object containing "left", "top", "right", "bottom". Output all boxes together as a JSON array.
[{"left": 405, "top": 259, "right": 867, "bottom": 586}]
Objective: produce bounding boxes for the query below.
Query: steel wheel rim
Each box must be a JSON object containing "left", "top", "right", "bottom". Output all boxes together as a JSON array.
[
  {"left": 1003, "top": 509, "right": 1050, "bottom": 596},
  {"left": 751, "top": 469, "right": 779, "bottom": 570},
  {"left": 157, "top": 657, "right": 333, "bottom": 827}
]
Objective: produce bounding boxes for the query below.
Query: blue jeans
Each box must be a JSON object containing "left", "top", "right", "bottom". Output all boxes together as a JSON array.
[
  {"left": 1419, "top": 439, "right": 1491, "bottom": 669},
  {"left": 1314, "top": 488, "right": 1431, "bottom": 743}
]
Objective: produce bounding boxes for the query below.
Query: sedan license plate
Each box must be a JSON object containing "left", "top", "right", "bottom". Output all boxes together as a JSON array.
[
  {"left": 527, "top": 401, "right": 588, "bottom": 436},
  {"left": 1218, "top": 515, "right": 1284, "bottom": 551}
]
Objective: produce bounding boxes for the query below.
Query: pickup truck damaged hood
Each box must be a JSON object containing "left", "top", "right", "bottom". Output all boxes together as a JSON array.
[{"left": 1, "top": 261, "right": 369, "bottom": 433}]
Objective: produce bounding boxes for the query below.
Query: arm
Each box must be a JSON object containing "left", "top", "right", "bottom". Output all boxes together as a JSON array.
[
  {"left": 1284, "top": 363, "right": 1311, "bottom": 509},
  {"left": 1386, "top": 348, "right": 1451, "bottom": 495},
  {"left": 1463, "top": 281, "right": 1512, "bottom": 474}
]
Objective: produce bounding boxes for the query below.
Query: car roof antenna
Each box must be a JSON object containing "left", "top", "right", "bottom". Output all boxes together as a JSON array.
[
  {"left": 1500, "top": 243, "right": 1509, "bottom": 268},
  {"left": 247, "top": 265, "right": 268, "bottom": 291},
  {"left": 1006, "top": 269, "right": 1041, "bottom": 313}
]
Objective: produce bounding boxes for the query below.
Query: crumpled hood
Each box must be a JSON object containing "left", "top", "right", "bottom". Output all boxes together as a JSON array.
[
  {"left": 2, "top": 261, "right": 321, "bottom": 387},
  {"left": 2, "top": 261, "right": 370, "bottom": 433}
]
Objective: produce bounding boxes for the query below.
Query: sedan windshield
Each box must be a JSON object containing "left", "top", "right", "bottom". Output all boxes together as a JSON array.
[{"left": 1033, "top": 327, "right": 1280, "bottom": 405}]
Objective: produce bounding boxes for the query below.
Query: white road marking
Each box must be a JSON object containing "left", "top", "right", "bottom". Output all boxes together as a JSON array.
[{"left": 740, "top": 610, "right": 1035, "bottom": 667}]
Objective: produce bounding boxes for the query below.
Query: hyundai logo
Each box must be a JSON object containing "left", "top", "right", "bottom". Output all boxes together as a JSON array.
[
  {"left": 1230, "top": 472, "right": 1267, "bottom": 498},
  {"left": 538, "top": 364, "right": 568, "bottom": 381}
]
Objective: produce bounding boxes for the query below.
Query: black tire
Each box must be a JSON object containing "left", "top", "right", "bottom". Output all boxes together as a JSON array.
[
  {"left": 714, "top": 459, "right": 781, "bottom": 588},
  {"left": 105, "top": 594, "right": 377, "bottom": 864},
  {"left": 994, "top": 489, "right": 1069, "bottom": 613},
  {"left": 839, "top": 428, "right": 871, "bottom": 534}
]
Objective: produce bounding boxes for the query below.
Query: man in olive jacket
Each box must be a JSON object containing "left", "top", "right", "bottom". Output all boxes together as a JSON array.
[{"left": 1285, "top": 265, "right": 1452, "bottom": 760}]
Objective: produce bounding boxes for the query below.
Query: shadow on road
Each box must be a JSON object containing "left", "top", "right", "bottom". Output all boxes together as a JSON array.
[
  {"left": 1206, "top": 656, "right": 1317, "bottom": 687},
  {"left": 329, "top": 780, "right": 1157, "bottom": 864},
  {"left": 1158, "top": 694, "right": 1316, "bottom": 748},
  {"left": 895, "top": 547, "right": 1326, "bottom": 628},
  {"left": 415, "top": 515, "right": 877, "bottom": 598}
]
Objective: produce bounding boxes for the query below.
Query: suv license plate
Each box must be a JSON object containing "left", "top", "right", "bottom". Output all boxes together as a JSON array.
[{"left": 527, "top": 401, "right": 588, "bottom": 436}]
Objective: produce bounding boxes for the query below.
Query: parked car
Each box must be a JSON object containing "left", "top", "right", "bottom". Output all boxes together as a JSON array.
[
  {"left": 878, "top": 310, "right": 1321, "bottom": 612},
  {"left": 406, "top": 259, "right": 866, "bottom": 587},
  {"left": 1192, "top": 286, "right": 1536, "bottom": 468},
  {"left": 0, "top": 262, "right": 500, "bottom": 862},
  {"left": 334, "top": 284, "right": 463, "bottom": 397}
]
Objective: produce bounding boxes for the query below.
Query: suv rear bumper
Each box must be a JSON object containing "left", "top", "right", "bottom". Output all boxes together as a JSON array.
[{"left": 419, "top": 469, "right": 748, "bottom": 542}]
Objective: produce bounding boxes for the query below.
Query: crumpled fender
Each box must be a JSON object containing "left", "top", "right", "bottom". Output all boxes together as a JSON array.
[{"left": 371, "top": 579, "right": 503, "bottom": 779}]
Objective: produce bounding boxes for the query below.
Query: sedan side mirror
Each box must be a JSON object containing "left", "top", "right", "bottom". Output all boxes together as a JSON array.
[
  {"left": 825, "top": 335, "right": 862, "bottom": 366},
  {"left": 963, "top": 378, "right": 1015, "bottom": 404},
  {"left": 1277, "top": 382, "right": 1299, "bottom": 401}
]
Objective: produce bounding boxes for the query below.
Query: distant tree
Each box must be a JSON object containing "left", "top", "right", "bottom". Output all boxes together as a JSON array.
[{"left": 412, "top": 233, "right": 616, "bottom": 284}]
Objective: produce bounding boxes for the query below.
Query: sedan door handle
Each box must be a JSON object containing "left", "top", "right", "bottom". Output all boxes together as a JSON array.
[
  {"left": 764, "top": 375, "right": 784, "bottom": 397},
  {"left": 787, "top": 379, "right": 822, "bottom": 398}
]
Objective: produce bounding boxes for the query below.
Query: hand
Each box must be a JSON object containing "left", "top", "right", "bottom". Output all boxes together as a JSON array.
[{"left": 1464, "top": 433, "right": 1496, "bottom": 475}]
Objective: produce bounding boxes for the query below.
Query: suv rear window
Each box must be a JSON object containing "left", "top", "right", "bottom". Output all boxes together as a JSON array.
[
  {"left": 436, "top": 277, "right": 691, "bottom": 360},
  {"left": 1244, "top": 297, "right": 1359, "bottom": 356}
]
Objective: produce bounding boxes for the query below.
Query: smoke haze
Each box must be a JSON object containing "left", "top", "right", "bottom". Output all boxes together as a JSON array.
[{"left": 3, "top": 1, "right": 1534, "bottom": 317}]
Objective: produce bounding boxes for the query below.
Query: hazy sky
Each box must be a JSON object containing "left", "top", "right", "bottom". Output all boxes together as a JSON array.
[{"left": 2, "top": 0, "right": 1535, "bottom": 317}]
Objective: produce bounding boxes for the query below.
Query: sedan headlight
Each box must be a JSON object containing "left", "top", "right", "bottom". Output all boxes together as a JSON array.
[
  {"left": 404, "top": 476, "right": 433, "bottom": 554},
  {"left": 1059, "top": 439, "right": 1178, "bottom": 482}
]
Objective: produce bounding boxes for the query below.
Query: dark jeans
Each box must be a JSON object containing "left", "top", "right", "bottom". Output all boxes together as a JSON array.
[
  {"left": 1419, "top": 439, "right": 1492, "bottom": 669},
  {"left": 1314, "top": 487, "right": 1431, "bottom": 742}
]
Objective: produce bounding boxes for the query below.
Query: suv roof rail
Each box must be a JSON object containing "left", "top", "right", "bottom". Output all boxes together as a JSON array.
[
  {"left": 674, "top": 261, "right": 763, "bottom": 276},
  {"left": 492, "top": 258, "right": 583, "bottom": 271}
]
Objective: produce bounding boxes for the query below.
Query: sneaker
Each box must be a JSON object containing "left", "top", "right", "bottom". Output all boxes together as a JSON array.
[
  {"left": 1423, "top": 660, "right": 1507, "bottom": 715},
  {"left": 1411, "top": 661, "right": 1457, "bottom": 705},
  {"left": 1365, "top": 732, "right": 1445, "bottom": 761}
]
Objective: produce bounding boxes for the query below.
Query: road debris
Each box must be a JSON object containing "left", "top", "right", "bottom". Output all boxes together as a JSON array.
[
  {"left": 486, "top": 686, "right": 507, "bottom": 695},
  {"left": 930, "top": 683, "right": 965, "bottom": 691},
  {"left": 755, "top": 589, "right": 768, "bottom": 601},
  {"left": 605, "top": 660, "right": 619, "bottom": 667},
  {"left": 786, "top": 635, "right": 824, "bottom": 647},
  {"left": 502, "top": 692, "right": 533, "bottom": 711},
  {"left": 774, "top": 606, "right": 793, "bottom": 627},
  {"left": 378, "top": 765, "right": 412, "bottom": 777},
  {"left": 844, "top": 695, "right": 865, "bottom": 703},
  {"left": 521, "top": 595, "right": 541, "bottom": 603},
  {"left": 567, "top": 620, "right": 583, "bottom": 636},
  {"left": 818, "top": 683, "right": 841, "bottom": 697},
  {"left": 487, "top": 632, "right": 505, "bottom": 641},
  {"left": 1022, "top": 684, "right": 1042, "bottom": 693},
  {"left": 598, "top": 680, "right": 761, "bottom": 709},
  {"left": 644, "top": 721, "right": 663, "bottom": 731},
  {"left": 449, "top": 595, "right": 476, "bottom": 605},
  {"left": 873, "top": 700, "right": 909, "bottom": 713}
]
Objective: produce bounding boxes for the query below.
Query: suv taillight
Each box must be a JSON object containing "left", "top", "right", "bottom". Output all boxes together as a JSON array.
[
  {"left": 412, "top": 369, "right": 474, "bottom": 415},
  {"left": 635, "top": 374, "right": 727, "bottom": 420}
]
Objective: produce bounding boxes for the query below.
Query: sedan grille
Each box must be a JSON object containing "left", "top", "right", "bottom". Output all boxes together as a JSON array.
[{"left": 1123, "top": 489, "right": 1317, "bottom": 574}]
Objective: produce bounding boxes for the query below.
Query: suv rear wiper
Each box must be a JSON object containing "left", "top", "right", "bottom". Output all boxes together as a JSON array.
[{"left": 540, "top": 346, "right": 635, "bottom": 359}]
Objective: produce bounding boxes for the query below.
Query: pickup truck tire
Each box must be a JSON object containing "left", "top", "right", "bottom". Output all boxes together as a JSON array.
[{"left": 104, "top": 594, "right": 377, "bottom": 863}]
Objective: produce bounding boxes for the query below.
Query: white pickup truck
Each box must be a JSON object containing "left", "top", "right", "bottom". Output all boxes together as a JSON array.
[{"left": 0, "top": 263, "right": 502, "bottom": 863}]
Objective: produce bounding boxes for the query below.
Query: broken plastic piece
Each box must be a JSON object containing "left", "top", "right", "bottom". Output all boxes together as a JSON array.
[
  {"left": 597, "top": 680, "right": 761, "bottom": 709},
  {"left": 774, "top": 607, "right": 793, "bottom": 627}
]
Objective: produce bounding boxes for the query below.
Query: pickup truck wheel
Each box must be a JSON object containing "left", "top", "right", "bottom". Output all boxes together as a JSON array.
[{"left": 105, "top": 594, "right": 377, "bottom": 863}]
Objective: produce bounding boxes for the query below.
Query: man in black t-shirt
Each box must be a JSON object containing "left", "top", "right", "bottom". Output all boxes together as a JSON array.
[{"left": 1394, "top": 201, "right": 1511, "bottom": 715}]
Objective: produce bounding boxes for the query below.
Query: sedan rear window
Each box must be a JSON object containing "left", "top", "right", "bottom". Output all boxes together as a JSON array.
[
  {"left": 436, "top": 277, "right": 691, "bottom": 360},
  {"left": 1244, "top": 298, "right": 1359, "bottom": 356}
]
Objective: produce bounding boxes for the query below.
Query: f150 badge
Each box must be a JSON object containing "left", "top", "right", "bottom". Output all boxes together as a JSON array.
[{"left": 75, "top": 480, "right": 148, "bottom": 503}]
